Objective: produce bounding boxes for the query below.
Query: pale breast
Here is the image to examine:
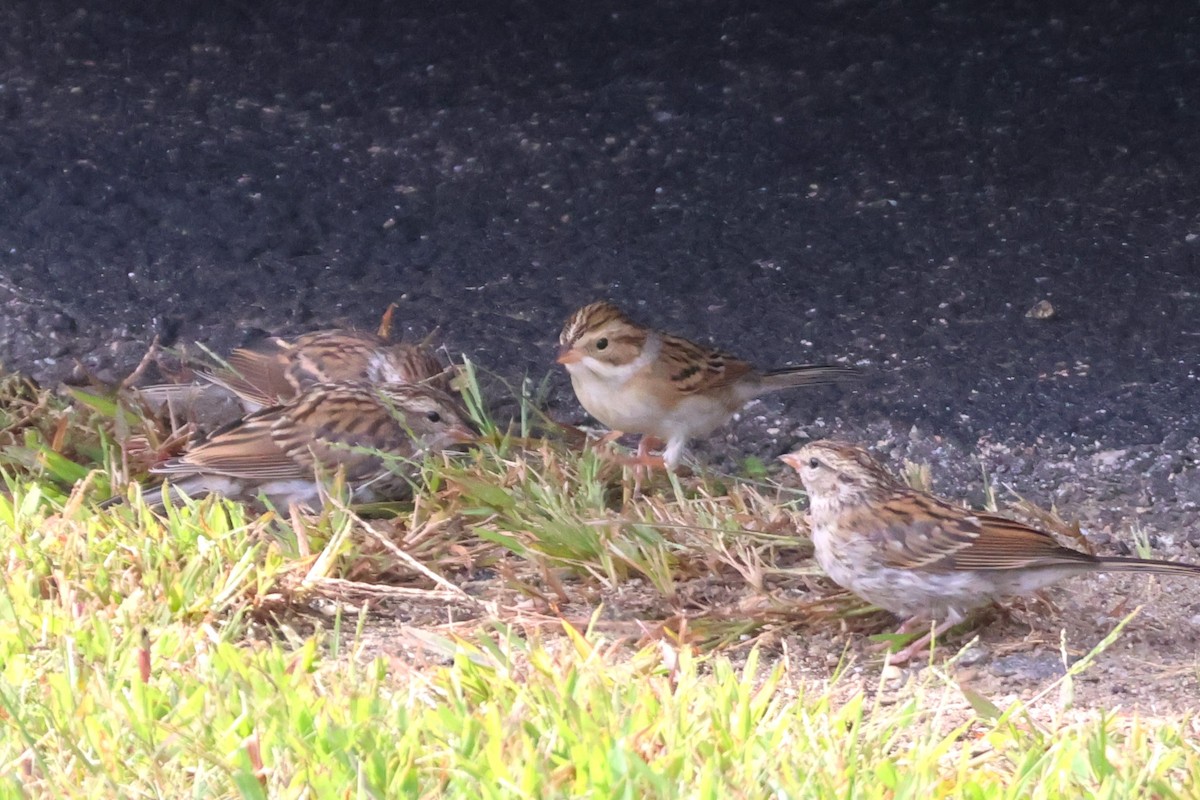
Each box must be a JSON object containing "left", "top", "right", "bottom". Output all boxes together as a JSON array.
[{"left": 570, "top": 371, "right": 668, "bottom": 434}]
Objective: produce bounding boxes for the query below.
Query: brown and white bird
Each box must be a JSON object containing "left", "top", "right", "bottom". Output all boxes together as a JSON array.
[
  {"left": 143, "top": 381, "right": 475, "bottom": 508},
  {"left": 556, "top": 301, "right": 858, "bottom": 469},
  {"left": 138, "top": 329, "right": 452, "bottom": 416},
  {"left": 781, "top": 440, "right": 1200, "bottom": 663},
  {"left": 202, "top": 329, "right": 452, "bottom": 411}
]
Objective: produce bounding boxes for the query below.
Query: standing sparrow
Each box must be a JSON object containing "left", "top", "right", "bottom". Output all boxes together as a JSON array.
[
  {"left": 203, "top": 328, "right": 453, "bottom": 411},
  {"left": 556, "top": 301, "right": 858, "bottom": 469},
  {"left": 145, "top": 381, "right": 475, "bottom": 507},
  {"left": 781, "top": 440, "right": 1200, "bottom": 663}
]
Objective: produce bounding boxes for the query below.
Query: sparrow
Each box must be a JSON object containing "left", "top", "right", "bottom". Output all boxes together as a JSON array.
[
  {"left": 143, "top": 381, "right": 475, "bottom": 508},
  {"left": 138, "top": 329, "right": 452, "bottom": 414},
  {"left": 781, "top": 440, "right": 1200, "bottom": 663},
  {"left": 203, "top": 328, "right": 453, "bottom": 411},
  {"left": 556, "top": 301, "right": 858, "bottom": 469}
]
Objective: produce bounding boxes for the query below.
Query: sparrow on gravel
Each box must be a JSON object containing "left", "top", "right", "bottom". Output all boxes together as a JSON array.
[
  {"left": 781, "top": 440, "right": 1200, "bottom": 664},
  {"left": 556, "top": 301, "right": 858, "bottom": 470},
  {"left": 142, "top": 381, "right": 476, "bottom": 508}
]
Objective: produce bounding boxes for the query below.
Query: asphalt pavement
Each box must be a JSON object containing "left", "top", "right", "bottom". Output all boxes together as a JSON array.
[{"left": 2, "top": 0, "right": 1198, "bottom": 455}]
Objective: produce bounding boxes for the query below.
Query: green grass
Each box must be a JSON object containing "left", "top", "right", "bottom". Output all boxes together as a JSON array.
[{"left": 0, "top": 369, "right": 1197, "bottom": 797}]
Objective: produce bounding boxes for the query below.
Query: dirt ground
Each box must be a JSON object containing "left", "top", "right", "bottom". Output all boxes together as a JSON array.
[{"left": 3, "top": 0, "right": 1199, "bottom": 711}]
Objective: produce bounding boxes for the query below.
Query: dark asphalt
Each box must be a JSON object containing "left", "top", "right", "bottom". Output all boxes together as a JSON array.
[{"left": 2, "top": 0, "right": 1199, "bottom": 455}]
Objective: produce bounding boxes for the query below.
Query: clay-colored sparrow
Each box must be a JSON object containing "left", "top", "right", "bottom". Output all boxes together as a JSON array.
[
  {"left": 557, "top": 301, "right": 858, "bottom": 469},
  {"left": 782, "top": 440, "right": 1200, "bottom": 663},
  {"left": 204, "top": 328, "right": 452, "bottom": 410},
  {"left": 145, "top": 381, "right": 475, "bottom": 507},
  {"left": 137, "top": 328, "right": 452, "bottom": 417}
]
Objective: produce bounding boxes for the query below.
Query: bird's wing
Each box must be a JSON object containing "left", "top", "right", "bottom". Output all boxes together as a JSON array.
[
  {"left": 655, "top": 334, "right": 757, "bottom": 394},
  {"left": 203, "top": 339, "right": 295, "bottom": 407},
  {"left": 152, "top": 407, "right": 306, "bottom": 480},
  {"left": 865, "top": 492, "right": 1094, "bottom": 572},
  {"left": 266, "top": 384, "right": 417, "bottom": 482}
]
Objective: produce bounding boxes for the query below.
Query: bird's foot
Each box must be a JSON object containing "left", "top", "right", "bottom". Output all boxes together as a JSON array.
[{"left": 872, "top": 616, "right": 960, "bottom": 666}]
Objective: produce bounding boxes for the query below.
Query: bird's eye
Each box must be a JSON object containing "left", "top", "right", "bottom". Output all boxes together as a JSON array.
[
  {"left": 808, "top": 457, "right": 821, "bottom": 469},
  {"left": 595, "top": 337, "right": 609, "bottom": 350},
  {"left": 426, "top": 411, "right": 442, "bottom": 423}
]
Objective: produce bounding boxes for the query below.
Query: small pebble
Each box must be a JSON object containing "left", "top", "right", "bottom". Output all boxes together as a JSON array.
[
  {"left": 1026, "top": 299, "right": 1056, "bottom": 319},
  {"left": 955, "top": 645, "right": 990, "bottom": 667}
]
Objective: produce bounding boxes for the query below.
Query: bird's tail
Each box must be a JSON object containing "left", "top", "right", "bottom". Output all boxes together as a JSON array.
[
  {"left": 97, "top": 483, "right": 167, "bottom": 511},
  {"left": 758, "top": 364, "right": 861, "bottom": 392},
  {"left": 1093, "top": 556, "right": 1200, "bottom": 576},
  {"left": 134, "top": 382, "right": 215, "bottom": 407}
]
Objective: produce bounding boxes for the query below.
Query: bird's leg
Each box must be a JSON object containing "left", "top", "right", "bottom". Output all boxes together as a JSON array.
[
  {"left": 589, "top": 430, "right": 635, "bottom": 466},
  {"left": 633, "top": 436, "right": 666, "bottom": 467},
  {"left": 630, "top": 436, "right": 665, "bottom": 493},
  {"left": 594, "top": 433, "right": 665, "bottom": 467},
  {"left": 867, "top": 614, "right": 927, "bottom": 649},
  {"left": 880, "top": 613, "right": 963, "bottom": 666},
  {"left": 894, "top": 616, "right": 928, "bottom": 636},
  {"left": 593, "top": 430, "right": 626, "bottom": 450},
  {"left": 590, "top": 433, "right": 665, "bottom": 491}
]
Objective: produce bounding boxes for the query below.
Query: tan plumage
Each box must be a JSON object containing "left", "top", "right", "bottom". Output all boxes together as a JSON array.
[
  {"left": 556, "top": 301, "right": 858, "bottom": 469},
  {"left": 146, "top": 381, "right": 475, "bottom": 507},
  {"left": 137, "top": 329, "right": 452, "bottom": 416},
  {"left": 205, "top": 329, "right": 452, "bottom": 410},
  {"left": 781, "top": 440, "right": 1200, "bottom": 662}
]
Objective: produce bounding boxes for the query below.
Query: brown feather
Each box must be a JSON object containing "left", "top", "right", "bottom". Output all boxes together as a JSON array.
[
  {"left": 864, "top": 492, "right": 1097, "bottom": 573},
  {"left": 759, "top": 364, "right": 861, "bottom": 391},
  {"left": 215, "top": 340, "right": 295, "bottom": 407},
  {"left": 202, "top": 329, "right": 450, "bottom": 409},
  {"left": 151, "top": 382, "right": 474, "bottom": 492},
  {"left": 269, "top": 385, "right": 427, "bottom": 483},
  {"left": 656, "top": 334, "right": 757, "bottom": 394},
  {"left": 153, "top": 410, "right": 306, "bottom": 480},
  {"left": 559, "top": 301, "right": 635, "bottom": 348}
]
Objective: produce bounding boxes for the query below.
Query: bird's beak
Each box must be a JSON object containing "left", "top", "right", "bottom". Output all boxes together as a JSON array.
[
  {"left": 778, "top": 452, "right": 803, "bottom": 471},
  {"left": 448, "top": 425, "right": 478, "bottom": 445},
  {"left": 555, "top": 344, "right": 582, "bottom": 365}
]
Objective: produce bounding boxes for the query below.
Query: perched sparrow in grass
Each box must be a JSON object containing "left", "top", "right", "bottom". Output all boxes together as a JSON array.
[
  {"left": 781, "top": 440, "right": 1200, "bottom": 664},
  {"left": 556, "top": 301, "right": 858, "bottom": 469},
  {"left": 144, "top": 382, "right": 475, "bottom": 508},
  {"left": 203, "top": 329, "right": 452, "bottom": 410}
]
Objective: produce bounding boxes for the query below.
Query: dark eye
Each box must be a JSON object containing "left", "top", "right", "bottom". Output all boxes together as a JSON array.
[
  {"left": 808, "top": 458, "right": 821, "bottom": 469},
  {"left": 426, "top": 411, "right": 442, "bottom": 423},
  {"left": 595, "top": 337, "right": 609, "bottom": 350}
]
